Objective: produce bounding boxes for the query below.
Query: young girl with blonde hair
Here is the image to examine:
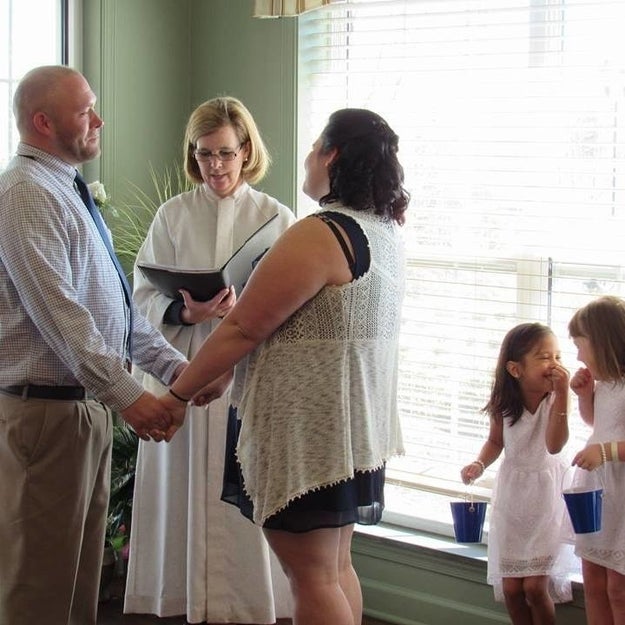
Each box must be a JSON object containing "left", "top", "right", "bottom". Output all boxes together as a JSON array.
[{"left": 569, "top": 295, "right": 625, "bottom": 625}]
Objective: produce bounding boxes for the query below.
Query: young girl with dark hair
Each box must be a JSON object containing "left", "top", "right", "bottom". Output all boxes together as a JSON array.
[{"left": 461, "top": 323, "right": 576, "bottom": 625}]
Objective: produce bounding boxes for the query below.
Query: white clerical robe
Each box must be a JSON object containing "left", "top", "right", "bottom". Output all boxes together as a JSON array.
[{"left": 124, "top": 182, "right": 295, "bottom": 623}]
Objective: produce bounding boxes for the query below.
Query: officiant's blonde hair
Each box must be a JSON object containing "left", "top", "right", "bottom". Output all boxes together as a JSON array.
[{"left": 183, "top": 96, "right": 271, "bottom": 186}]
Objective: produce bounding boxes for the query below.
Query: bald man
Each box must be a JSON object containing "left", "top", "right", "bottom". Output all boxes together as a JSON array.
[{"left": 0, "top": 65, "right": 188, "bottom": 625}]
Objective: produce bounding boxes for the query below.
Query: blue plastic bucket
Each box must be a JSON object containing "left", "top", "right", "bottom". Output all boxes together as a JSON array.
[
  {"left": 563, "top": 487, "right": 603, "bottom": 534},
  {"left": 450, "top": 501, "right": 487, "bottom": 543}
]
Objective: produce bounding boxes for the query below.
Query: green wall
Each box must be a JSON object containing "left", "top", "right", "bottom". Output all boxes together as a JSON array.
[
  {"left": 84, "top": 0, "right": 296, "bottom": 211},
  {"left": 352, "top": 530, "right": 586, "bottom": 625},
  {"left": 189, "top": 1, "right": 297, "bottom": 207}
]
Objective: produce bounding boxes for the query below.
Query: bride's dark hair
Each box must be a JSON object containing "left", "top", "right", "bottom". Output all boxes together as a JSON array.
[{"left": 319, "top": 108, "right": 410, "bottom": 225}]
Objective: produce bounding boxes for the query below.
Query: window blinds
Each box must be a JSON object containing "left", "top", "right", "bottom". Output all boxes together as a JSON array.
[{"left": 297, "top": 0, "right": 625, "bottom": 513}]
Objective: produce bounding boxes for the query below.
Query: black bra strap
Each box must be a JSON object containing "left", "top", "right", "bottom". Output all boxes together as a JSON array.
[{"left": 317, "top": 214, "right": 357, "bottom": 274}]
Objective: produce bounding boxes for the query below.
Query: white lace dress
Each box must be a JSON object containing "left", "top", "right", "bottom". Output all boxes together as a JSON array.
[
  {"left": 574, "top": 380, "right": 625, "bottom": 574},
  {"left": 487, "top": 394, "right": 576, "bottom": 602}
]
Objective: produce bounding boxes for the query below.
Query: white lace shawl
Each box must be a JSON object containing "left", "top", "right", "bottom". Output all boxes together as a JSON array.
[{"left": 236, "top": 206, "right": 406, "bottom": 524}]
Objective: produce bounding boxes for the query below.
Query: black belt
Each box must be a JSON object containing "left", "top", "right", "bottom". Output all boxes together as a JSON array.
[{"left": 0, "top": 384, "right": 91, "bottom": 400}]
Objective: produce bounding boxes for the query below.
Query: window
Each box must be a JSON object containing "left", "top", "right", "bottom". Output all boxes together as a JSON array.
[
  {"left": 0, "top": 0, "right": 67, "bottom": 170},
  {"left": 298, "top": 0, "right": 625, "bottom": 535}
]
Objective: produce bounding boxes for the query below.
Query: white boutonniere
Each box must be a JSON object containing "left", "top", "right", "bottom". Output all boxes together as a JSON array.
[
  {"left": 88, "top": 180, "right": 118, "bottom": 217},
  {"left": 88, "top": 180, "right": 107, "bottom": 206}
]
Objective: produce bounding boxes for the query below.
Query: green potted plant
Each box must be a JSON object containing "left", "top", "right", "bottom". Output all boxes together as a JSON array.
[
  {"left": 107, "top": 419, "right": 139, "bottom": 555},
  {"left": 90, "top": 163, "right": 192, "bottom": 274},
  {"left": 99, "top": 420, "right": 139, "bottom": 601}
]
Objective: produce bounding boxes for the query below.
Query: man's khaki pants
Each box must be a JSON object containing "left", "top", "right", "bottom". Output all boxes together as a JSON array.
[{"left": 0, "top": 393, "right": 112, "bottom": 625}]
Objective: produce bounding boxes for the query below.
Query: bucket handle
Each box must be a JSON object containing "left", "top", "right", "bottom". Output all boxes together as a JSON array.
[
  {"left": 464, "top": 480, "right": 478, "bottom": 511},
  {"left": 561, "top": 462, "right": 606, "bottom": 495}
]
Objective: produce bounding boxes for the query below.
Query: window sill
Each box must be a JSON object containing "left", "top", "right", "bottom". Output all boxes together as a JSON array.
[
  {"left": 355, "top": 522, "right": 488, "bottom": 563},
  {"left": 353, "top": 522, "right": 585, "bottom": 620}
]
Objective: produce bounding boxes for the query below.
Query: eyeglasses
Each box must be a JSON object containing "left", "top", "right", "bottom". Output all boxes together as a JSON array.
[{"left": 193, "top": 143, "right": 244, "bottom": 163}]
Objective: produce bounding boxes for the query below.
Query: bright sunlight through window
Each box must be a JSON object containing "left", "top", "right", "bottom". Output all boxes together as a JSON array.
[
  {"left": 0, "top": 0, "right": 64, "bottom": 170},
  {"left": 298, "top": 0, "right": 625, "bottom": 536}
]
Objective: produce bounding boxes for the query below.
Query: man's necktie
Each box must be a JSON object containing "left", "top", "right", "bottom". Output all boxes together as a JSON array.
[{"left": 74, "top": 171, "right": 133, "bottom": 360}]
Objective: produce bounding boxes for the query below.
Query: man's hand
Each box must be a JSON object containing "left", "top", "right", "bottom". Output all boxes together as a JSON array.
[{"left": 120, "top": 391, "right": 172, "bottom": 441}]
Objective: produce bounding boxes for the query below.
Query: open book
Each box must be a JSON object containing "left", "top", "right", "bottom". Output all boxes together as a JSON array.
[{"left": 137, "top": 214, "right": 280, "bottom": 301}]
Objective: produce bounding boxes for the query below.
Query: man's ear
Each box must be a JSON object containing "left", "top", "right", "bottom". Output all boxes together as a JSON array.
[
  {"left": 32, "top": 111, "right": 53, "bottom": 136},
  {"left": 506, "top": 360, "right": 520, "bottom": 378}
]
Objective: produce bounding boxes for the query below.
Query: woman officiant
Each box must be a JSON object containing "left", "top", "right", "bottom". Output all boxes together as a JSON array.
[{"left": 124, "top": 97, "right": 295, "bottom": 624}]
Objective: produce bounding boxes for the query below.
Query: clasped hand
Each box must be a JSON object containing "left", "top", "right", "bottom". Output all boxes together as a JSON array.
[
  {"left": 123, "top": 369, "right": 234, "bottom": 442},
  {"left": 156, "top": 369, "right": 234, "bottom": 438},
  {"left": 121, "top": 391, "right": 186, "bottom": 443},
  {"left": 179, "top": 286, "right": 236, "bottom": 325}
]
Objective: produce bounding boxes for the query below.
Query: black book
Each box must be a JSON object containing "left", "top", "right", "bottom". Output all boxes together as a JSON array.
[{"left": 137, "top": 214, "right": 280, "bottom": 301}]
